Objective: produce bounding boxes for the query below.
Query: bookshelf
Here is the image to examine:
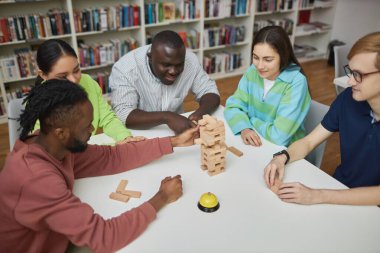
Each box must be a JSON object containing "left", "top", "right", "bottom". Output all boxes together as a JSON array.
[
  {"left": 293, "top": 0, "right": 336, "bottom": 62},
  {"left": 0, "top": 0, "right": 335, "bottom": 124}
]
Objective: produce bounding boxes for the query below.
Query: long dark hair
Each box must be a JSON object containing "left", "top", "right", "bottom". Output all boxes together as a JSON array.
[
  {"left": 20, "top": 79, "right": 88, "bottom": 141},
  {"left": 35, "top": 39, "right": 77, "bottom": 86},
  {"left": 253, "top": 26, "right": 304, "bottom": 74}
]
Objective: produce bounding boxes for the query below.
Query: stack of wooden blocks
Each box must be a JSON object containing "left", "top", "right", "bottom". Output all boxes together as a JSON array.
[{"left": 195, "top": 115, "right": 226, "bottom": 176}]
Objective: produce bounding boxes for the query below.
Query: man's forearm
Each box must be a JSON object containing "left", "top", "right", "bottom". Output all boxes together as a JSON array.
[
  {"left": 316, "top": 186, "right": 380, "bottom": 205},
  {"left": 125, "top": 109, "right": 169, "bottom": 129},
  {"left": 195, "top": 93, "right": 220, "bottom": 115}
]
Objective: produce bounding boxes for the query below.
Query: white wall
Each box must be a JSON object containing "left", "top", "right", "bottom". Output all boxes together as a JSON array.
[{"left": 331, "top": 0, "right": 380, "bottom": 46}]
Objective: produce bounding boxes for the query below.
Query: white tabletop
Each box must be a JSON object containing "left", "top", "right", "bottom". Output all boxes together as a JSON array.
[
  {"left": 333, "top": 75, "right": 349, "bottom": 89},
  {"left": 72, "top": 106, "right": 380, "bottom": 253}
]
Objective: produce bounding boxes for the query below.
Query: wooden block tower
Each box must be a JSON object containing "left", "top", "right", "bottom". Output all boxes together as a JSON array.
[{"left": 195, "top": 115, "right": 226, "bottom": 176}]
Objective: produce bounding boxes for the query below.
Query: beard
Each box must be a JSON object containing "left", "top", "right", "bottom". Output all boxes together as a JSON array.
[{"left": 67, "top": 137, "right": 88, "bottom": 153}]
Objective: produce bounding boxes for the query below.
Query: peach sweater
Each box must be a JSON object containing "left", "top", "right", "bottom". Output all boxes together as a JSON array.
[{"left": 0, "top": 136, "right": 173, "bottom": 253}]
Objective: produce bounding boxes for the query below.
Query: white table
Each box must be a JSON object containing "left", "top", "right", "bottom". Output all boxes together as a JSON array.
[
  {"left": 72, "top": 106, "right": 380, "bottom": 253},
  {"left": 333, "top": 75, "right": 349, "bottom": 89}
]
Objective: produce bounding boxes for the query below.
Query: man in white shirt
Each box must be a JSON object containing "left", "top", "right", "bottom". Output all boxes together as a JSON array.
[{"left": 110, "top": 30, "right": 220, "bottom": 134}]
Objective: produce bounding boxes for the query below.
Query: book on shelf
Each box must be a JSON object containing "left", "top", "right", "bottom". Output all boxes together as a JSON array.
[
  {"left": 294, "top": 43, "right": 324, "bottom": 59},
  {"left": 296, "top": 21, "right": 331, "bottom": 35},
  {"left": 0, "top": 97, "right": 5, "bottom": 117},
  {"left": 205, "top": 0, "right": 251, "bottom": 18},
  {"left": 298, "top": 10, "right": 311, "bottom": 24},
  {"left": 177, "top": 29, "right": 200, "bottom": 49},
  {"left": 0, "top": 56, "right": 20, "bottom": 81},
  {"left": 90, "top": 72, "right": 111, "bottom": 95},
  {"left": 163, "top": 2, "right": 176, "bottom": 21},
  {"left": 145, "top": 29, "right": 199, "bottom": 49},
  {"left": 314, "top": 0, "right": 334, "bottom": 8}
]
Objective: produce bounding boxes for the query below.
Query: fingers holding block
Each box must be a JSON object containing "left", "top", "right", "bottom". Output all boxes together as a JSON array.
[{"left": 109, "top": 192, "right": 130, "bottom": 203}]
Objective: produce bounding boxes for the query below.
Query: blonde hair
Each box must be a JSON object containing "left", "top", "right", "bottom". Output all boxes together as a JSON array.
[{"left": 348, "top": 31, "right": 380, "bottom": 70}]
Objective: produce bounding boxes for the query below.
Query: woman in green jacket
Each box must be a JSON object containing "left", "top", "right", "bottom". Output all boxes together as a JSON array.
[{"left": 33, "top": 39, "right": 136, "bottom": 143}]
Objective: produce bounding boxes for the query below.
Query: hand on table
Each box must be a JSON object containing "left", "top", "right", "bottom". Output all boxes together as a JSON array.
[
  {"left": 148, "top": 175, "right": 183, "bottom": 212},
  {"left": 277, "top": 182, "right": 320, "bottom": 205},
  {"left": 264, "top": 156, "right": 286, "bottom": 188},
  {"left": 159, "top": 175, "right": 183, "bottom": 204},
  {"left": 241, "top": 128, "right": 262, "bottom": 146}
]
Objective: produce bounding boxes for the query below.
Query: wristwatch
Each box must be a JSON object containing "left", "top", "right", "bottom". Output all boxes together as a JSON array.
[{"left": 273, "top": 150, "right": 290, "bottom": 165}]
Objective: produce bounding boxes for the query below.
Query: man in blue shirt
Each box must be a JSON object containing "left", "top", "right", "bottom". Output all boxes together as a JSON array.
[{"left": 264, "top": 31, "right": 380, "bottom": 206}]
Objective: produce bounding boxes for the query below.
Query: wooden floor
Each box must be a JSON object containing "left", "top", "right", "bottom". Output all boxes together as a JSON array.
[{"left": 0, "top": 59, "right": 340, "bottom": 175}]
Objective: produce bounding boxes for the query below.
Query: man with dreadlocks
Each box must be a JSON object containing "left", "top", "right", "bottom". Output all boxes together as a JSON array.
[{"left": 0, "top": 79, "right": 199, "bottom": 253}]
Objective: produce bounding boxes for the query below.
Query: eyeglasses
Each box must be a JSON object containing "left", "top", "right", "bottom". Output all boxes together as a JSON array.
[{"left": 344, "top": 65, "right": 380, "bottom": 83}]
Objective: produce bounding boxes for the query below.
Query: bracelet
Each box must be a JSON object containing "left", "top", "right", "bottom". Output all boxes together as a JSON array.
[{"left": 273, "top": 150, "right": 290, "bottom": 165}]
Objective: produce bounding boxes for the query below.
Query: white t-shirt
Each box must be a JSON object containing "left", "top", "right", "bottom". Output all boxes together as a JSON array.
[{"left": 263, "top": 78, "right": 275, "bottom": 99}]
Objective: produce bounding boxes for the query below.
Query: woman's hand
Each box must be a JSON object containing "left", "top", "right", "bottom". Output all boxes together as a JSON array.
[{"left": 241, "top": 128, "right": 262, "bottom": 146}]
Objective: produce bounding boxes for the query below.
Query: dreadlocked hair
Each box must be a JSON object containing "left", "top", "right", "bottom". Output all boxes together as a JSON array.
[{"left": 19, "top": 79, "right": 88, "bottom": 141}]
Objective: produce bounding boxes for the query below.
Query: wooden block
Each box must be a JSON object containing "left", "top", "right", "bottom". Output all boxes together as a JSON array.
[
  {"left": 116, "top": 179, "right": 128, "bottom": 192},
  {"left": 205, "top": 121, "right": 224, "bottom": 131},
  {"left": 208, "top": 167, "right": 225, "bottom": 176},
  {"left": 109, "top": 192, "right": 130, "bottom": 203},
  {"left": 227, "top": 146, "right": 243, "bottom": 157},
  {"left": 118, "top": 190, "right": 142, "bottom": 198},
  {"left": 202, "top": 114, "right": 216, "bottom": 123},
  {"left": 198, "top": 119, "right": 207, "bottom": 126},
  {"left": 194, "top": 138, "right": 203, "bottom": 145}
]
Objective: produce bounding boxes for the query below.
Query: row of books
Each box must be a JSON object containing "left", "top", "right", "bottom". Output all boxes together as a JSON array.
[
  {"left": 204, "top": 24, "right": 246, "bottom": 48},
  {"left": 89, "top": 72, "right": 111, "bottom": 95},
  {"left": 73, "top": 5, "right": 140, "bottom": 33},
  {"left": 0, "top": 48, "right": 38, "bottom": 81},
  {"left": 254, "top": 19, "right": 294, "bottom": 36},
  {"left": 1, "top": 85, "right": 31, "bottom": 115},
  {"left": 6, "top": 86, "right": 31, "bottom": 101},
  {"left": 295, "top": 21, "right": 330, "bottom": 35},
  {"left": 177, "top": 30, "right": 200, "bottom": 49},
  {"left": 78, "top": 38, "right": 138, "bottom": 68},
  {"left": 0, "top": 9, "right": 71, "bottom": 43},
  {"left": 203, "top": 52, "right": 242, "bottom": 74},
  {"left": 145, "top": 29, "right": 200, "bottom": 49},
  {"left": 256, "top": 0, "right": 294, "bottom": 12},
  {"left": 205, "top": 0, "right": 251, "bottom": 18}
]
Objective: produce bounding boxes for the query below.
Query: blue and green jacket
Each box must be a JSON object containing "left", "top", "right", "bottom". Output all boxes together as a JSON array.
[{"left": 224, "top": 64, "right": 311, "bottom": 146}]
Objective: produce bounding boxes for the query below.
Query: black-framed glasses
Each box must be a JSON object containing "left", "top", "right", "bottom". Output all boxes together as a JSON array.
[{"left": 344, "top": 64, "right": 380, "bottom": 83}]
